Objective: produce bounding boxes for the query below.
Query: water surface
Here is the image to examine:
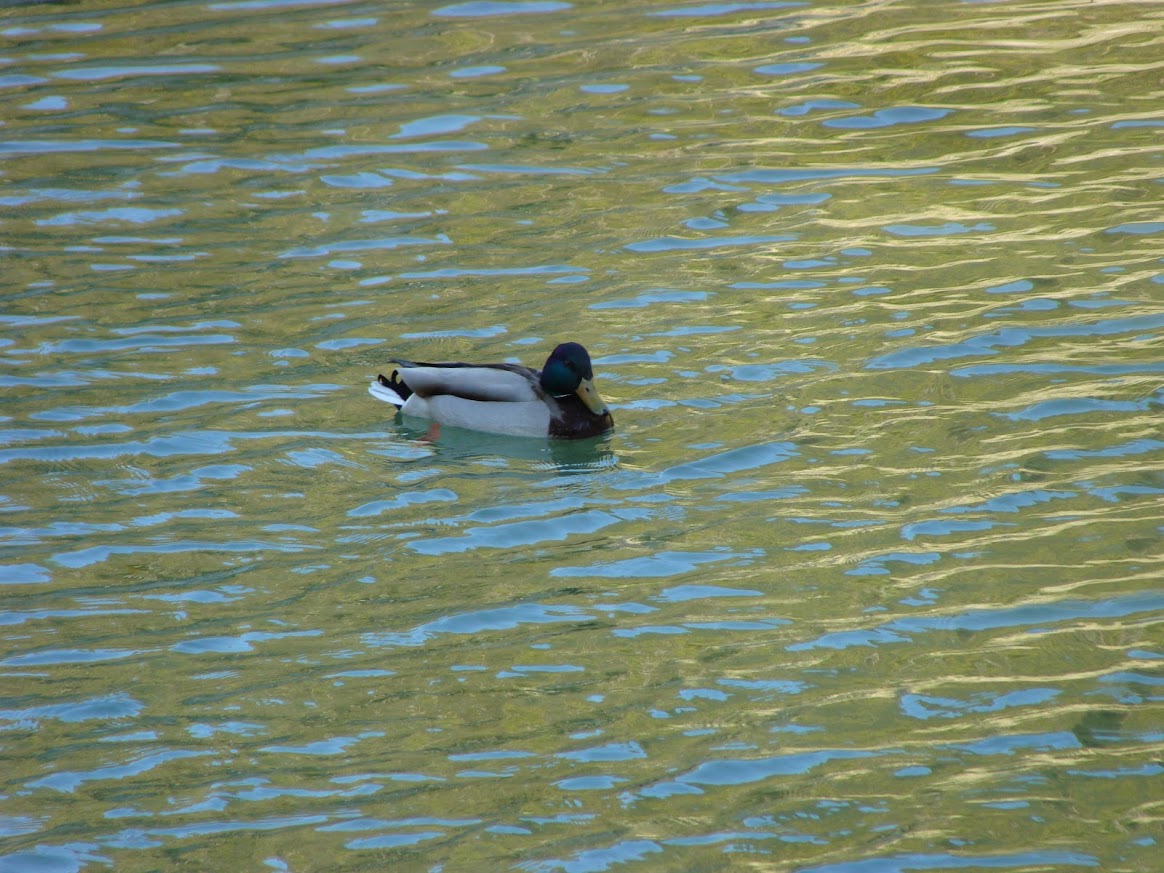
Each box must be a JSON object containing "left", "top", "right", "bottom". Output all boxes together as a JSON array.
[{"left": 1, "top": 0, "right": 1162, "bottom": 871}]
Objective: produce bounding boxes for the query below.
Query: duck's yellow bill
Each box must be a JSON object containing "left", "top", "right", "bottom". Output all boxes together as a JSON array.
[{"left": 575, "top": 377, "right": 609, "bottom": 416}]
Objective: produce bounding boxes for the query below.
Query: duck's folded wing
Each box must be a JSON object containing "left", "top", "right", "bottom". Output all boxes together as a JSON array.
[{"left": 396, "top": 363, "right": 540, "bottom": 402}]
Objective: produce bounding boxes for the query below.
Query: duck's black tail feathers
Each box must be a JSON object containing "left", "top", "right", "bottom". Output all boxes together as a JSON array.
[{"left": 369, "top": 370, "right": 411, "bottom": 408}]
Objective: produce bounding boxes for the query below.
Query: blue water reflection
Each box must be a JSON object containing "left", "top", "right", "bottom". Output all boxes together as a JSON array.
[{"left": 1, "top": 0, "right": 1162, "bottom": 870}]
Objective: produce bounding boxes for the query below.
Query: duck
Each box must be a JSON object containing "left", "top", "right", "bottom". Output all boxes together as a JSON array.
[{"left": 369, "top": 342, "right": 613, "bottom": 439}]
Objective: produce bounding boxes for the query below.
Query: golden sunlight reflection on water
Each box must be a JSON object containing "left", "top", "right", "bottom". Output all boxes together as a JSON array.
[{"left": 0, "top": 0, "right": 1162, "bottom": 870}]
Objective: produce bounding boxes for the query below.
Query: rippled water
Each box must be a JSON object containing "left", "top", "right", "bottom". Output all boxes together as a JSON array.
[{"left": 2, "top": 0, "right": 1162, "bottom": 870}]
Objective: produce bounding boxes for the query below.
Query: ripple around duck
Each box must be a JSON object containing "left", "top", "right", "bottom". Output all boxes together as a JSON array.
[
  {"left": 0, "top": 138, "right": 179, "bottom": 155},
  {"left": 432, "top": 1, "right": 573, "bottom": 17},
  {"left": 364, "top": 603, "right": 596, "bottom": 648},
  {"left": 648, "top": 2, "right": 806, "bottom": 18},
  {"left": 27, "top": 749, "right": 215, "bottom": 794},
  {"left": 51, "top": 538, "right": 320, "bottom": 570},
  {"left": 788, "top": 591, "right": 1164, "bottom": 652},
  {"left": 793, "top": 852, "right": 1101, "bottom": 873},
  {"left": 865, "top": 312, "right": 1164, "bottom": 369},
  {"left": 407, "top": 507, "right": 648, "bottom": 555},
  {"left": 553, "top": 552, "right": 760, "bottom": 579}
]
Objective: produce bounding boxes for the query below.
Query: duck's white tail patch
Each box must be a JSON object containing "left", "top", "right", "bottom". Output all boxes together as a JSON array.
[{"left": 368, "top": 379, "right": 405, "bottom": 408}]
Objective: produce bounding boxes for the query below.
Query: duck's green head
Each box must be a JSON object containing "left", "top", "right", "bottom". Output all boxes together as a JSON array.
[{"left": 541, "top": 342, "right": 609, "bottom": 417}]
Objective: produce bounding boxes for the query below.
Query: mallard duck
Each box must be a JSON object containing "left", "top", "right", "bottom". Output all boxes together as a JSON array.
[{"left": 369, "top": 342, "right": 613, "bottom": 439}]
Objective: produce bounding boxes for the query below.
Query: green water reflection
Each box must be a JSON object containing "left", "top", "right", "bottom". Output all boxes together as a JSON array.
[{"left": 1, "top": 0, "right": 1161, "bottom": 871}]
